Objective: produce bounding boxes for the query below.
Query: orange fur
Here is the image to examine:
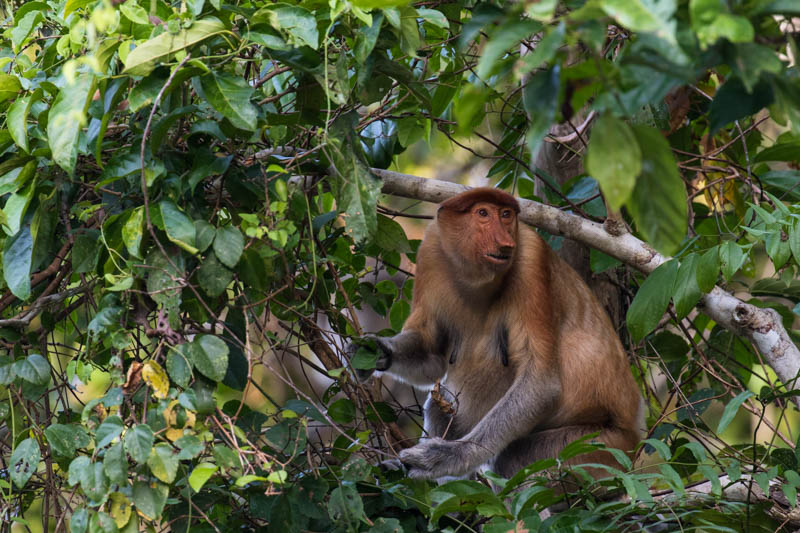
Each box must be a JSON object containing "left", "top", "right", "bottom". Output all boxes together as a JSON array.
[{"left": 364, "top": 188, "right": 643, "bottom": 480}]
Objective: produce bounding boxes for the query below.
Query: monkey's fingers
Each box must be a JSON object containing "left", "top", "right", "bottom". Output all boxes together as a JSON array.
[{"left": 378, "top": 458, "right": 407, "bottom": 474}]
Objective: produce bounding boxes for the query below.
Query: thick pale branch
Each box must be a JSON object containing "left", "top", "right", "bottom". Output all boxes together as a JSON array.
[{"left": 372, "top": 169, "right": 800, "bottom": 406}]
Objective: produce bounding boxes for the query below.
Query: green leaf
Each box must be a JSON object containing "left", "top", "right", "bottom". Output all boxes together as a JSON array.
[
  {"left": 124, "top": 424, "right": 154, "bottom": 465},
  {"left": 0, "top": 73, "right": 22, "bottom": 104},
  {"left": 717, "top": 391, "right": 754, "bottom": 434},
  {"left": 766, "top": 229, "right": 791, "bottom": 270},
  {"left": 585, "top": 115, "right": 641, "bottom": 211},
  {"left": 719, "top": 240, "right": 746, "bottom": 280},
  {"left": 375, "top": 215, "right": 412, "bottom": 253},
  {"left": 674, "top": 253, "right": 702, "bottom": 318},
  {"left": 104, "top": 442, "right": 128, "bottom": 485},
  {"left": 160, "top": 201, "right": 197, "bottom": 253},
  {"left": 328, "top": 398, "right": 356, "bottom": 424},
  {"left": 354, "top": 12, "right": 383, "bottom": 64},
  {"left": 328, "top": 486, "right": 364, "bottom": 528},
  {"left": 626, "top": 125, "right": 688, "bottom": 255},
  {"left": 12, "top": 11, "right": 44, "bottom": 52},
  {"left": 145, "top": 249, "right": 185, "bottom": 308},
  {"left": 167, "top": 346, "right": 193, "bottom": 388},
  {"left": 476, "top": 20, "right": 541, "bottom": 81},
  {"left": 523, "top": 65, "right": 560, "bottom": 161},
  {"left": 2, "top": 177, "right": 35, "bottom": 236},
  {"left": 147, "top": 443, "right": 179, "bottom": 483},
  {"left": 68, "top": 456, "right": 91, "bottom": 487},
  {"left": 8, "top": 90, "right": 41, "bottom": 153},
  {"left": 709, "top": 78, "right": 773, "bottom": 134},
  {"left": 47, "top": 75, "right": 94, "bottom": 175},
  {"left": 389, "top": 299, "right": 411, "bottom": 331},
  {"left": 69, "top": 508, "right": 89, "bottom": 533},
  {"left": 329, "top": 116, "right": 382, "bottom": 243},
  {"left": 189, "top": 463, "right": 217, "bottom": 492},
  {"left": 195, "top": 220, "right": 216, "bottom": 252},
  {"left": 81, "top": 462, "right": 110, "bottom": 503},
  {"left": 626, "top": 260, "right": 679, "bottom": 341},
  {"left": 10, "top": 438, "right": 41, "bottom": 488},
  {"left": 120, "top": 0, "right": 149, "bottom": 25},
  {"left": 44, "top": 423, "right": 90, "bottom": 457},
  {"left": 14, "top": 353, "right": 50, "bottom": 385},
  {"left": 2, "top": 217, "right": 33, "bottom": 300},
  {"left": 601, "top": 0, "right": 664, "bottom": 33},
  {"left": 96, "top": 416, "right": 124, "bottom": 449},
  {"left": 417, "top": 7, "right": 448, "bottom": 28},
  {"left": 253, "top": 4, "right": 319, "bottom": 49},
  {"left": 690, "top": 0, "right": 754, "bottom": 48},
  {"left": 198, "top": 252, "right": 233, "bottom": 298},
  {"left": 199, "top": 72, "right": 258, "bottom": 131},
  {"left": 190, "top": 335, "right": 229, "bottom": 382},
  {"left": 517, "top": 21, "right": 565, "bottom": 76},
  {"left": 213, "top": 226, "right": 245, "bottom": 268},
  {"left": 123, "top": 18, "right": 227, "bottom": 76},
  {"left": 696, "top": 246, "right": 719, "bottom": 292},
  {"left": 132, "top": 481, "right": 168, "bottom": 521},
  {"left": 122, "top": 207, "right": 145, "bottom": 258},
  {"left": 791, "top": 221, "right": 800, "bottom": 265},
  {"left": 397, "top": 6, "right": 421, "bottom": 58}
]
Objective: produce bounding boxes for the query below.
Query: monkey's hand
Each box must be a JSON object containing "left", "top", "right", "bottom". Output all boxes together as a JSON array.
[
  {"left": 345, "top": 335, "right": 392, "bottom": 382},
  {"left": 399, "top": 438, "right": 481, "bottom": 480}
]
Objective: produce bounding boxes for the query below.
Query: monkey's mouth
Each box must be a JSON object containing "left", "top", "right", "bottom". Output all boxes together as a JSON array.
[{"left": 485, "top": 252, "right": 511, "bottom": 264}]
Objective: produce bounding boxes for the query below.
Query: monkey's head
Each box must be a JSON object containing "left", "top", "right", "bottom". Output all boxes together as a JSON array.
[{"left": 436, "top": 188, "right": 520, "bottom": 279}]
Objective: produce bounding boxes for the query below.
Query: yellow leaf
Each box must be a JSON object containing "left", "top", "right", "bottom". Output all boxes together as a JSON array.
[
  {"left": 110, "top": 492, "right": 132, "bottom": 528},
  {"left": 142, "top": 360, "right": 169, "bottom": 400},
  {"left": 162, "top": 400, "right": 196, "bottom": 441}
]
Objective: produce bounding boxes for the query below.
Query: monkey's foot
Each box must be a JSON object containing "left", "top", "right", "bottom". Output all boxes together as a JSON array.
[{"left": 398, "top": 438, "right": 478, "bottom": 480}]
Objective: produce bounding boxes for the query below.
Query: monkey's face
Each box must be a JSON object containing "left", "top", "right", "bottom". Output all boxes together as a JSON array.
[{"left": 440, "top": 201, "right": 518, "bottom": 276}]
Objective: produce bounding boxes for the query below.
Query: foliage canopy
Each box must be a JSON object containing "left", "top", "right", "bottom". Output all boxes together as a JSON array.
[{"left": 2, "top": 0, "right": 800, "bottom": 531}]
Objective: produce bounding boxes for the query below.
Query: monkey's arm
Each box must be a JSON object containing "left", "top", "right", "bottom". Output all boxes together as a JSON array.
[
  {"left": 352, "top": 329, "right": 447, "bottom": 388},
  {"left": 399, "top": 369, "right": 560, "bottom": 479}
]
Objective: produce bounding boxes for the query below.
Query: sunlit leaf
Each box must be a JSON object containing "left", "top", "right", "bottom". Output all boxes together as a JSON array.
[{"left": 123, "top": 18, "right": 227, "bottom": 76}]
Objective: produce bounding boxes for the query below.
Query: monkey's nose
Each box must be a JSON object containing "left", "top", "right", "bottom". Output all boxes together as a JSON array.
[{"left": 498, "top": 244, "right": 514, "bottom": 255}]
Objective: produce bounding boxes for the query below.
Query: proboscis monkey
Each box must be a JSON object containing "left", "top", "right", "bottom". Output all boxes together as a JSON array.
[{"left": 354, "top": 188, "right": 643, "bottom": 480}]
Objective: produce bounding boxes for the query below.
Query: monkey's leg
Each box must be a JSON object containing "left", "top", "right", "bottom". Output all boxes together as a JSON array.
[{"left": 492, "top": 425, "right": 638, "bottom": 480}]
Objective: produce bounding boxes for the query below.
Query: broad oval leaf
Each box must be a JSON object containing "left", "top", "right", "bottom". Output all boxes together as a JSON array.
[
  {"left": 123, "top": 18, "right": 227, "bottom": 76},
  {"left": 160, "top": 201, "right": 197, "bottom": 253},
  {"left": 199, "top": 72, "right": 258, "bottom": 131},
  {"left": 585, "top": 115, "right": 641, "bottom": 211},
  {"left": 3, "top": 218, "right": 33, "bottom": 300},
  {"left": 46, "top": 75, "right": 93, "bottom": 175},
  {"left": 674, "top": 253, "right": 702, "bottom": 318},
  {"left": 190, "top": 334, "right": 229, "bottom": 382},
  {"left": 96, "top": 416, "right": 124, "bottom": 449},
  {"left": 147, "top": 443, "right": 179, "bottom": 483},
  {"left": 626, "top": 260, "right": 679, "bottom": 341},
  {"left": 124, "top": 424, "right": 154, "bottom": 464},
  {"left": 10, "top": 437, "right": 41, "bottom": 488},
  {"left": 626, "top": 125, "right": 688, "bottom": 255},
  {"left": 132, "top": 481, "right": 168, "bottom": 521},
  {"left": 44, "top": 423, "right": 90, "bottom": 457},
  {"left": 14, "top": 353, "right": 50, "bottom": 385},
  {"left": 213, "top": 225, "right": 245, "bottom": 268},
  {"left": 189, "top": 462, "right": 218, "bottom": 492}
]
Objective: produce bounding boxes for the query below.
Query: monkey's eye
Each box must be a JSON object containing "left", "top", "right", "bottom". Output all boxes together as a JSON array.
[
  {"left": 501, "top": 209, "right": 512, "bottom": 218},
  {"left": 477, "top": 208, "right": 489, "bottom": 217}
]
